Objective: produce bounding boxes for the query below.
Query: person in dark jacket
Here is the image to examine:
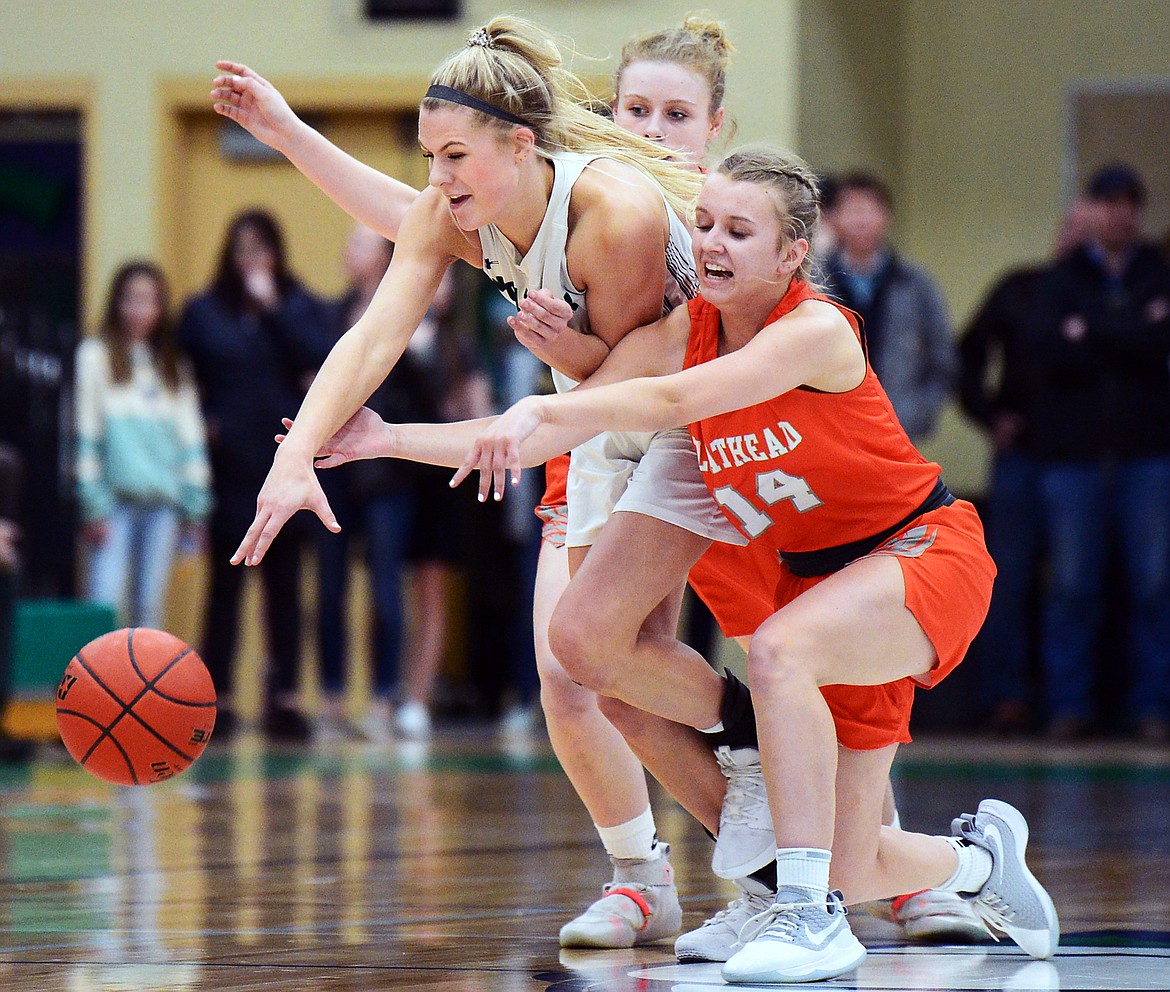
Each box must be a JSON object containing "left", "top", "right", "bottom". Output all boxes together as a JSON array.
[
  {"left": 957, "top": 200, "right": 1094, "bottom": 734},
  {"left": 179, "top": 209, "right": 330, "bottom": 741},
  {"left": 313, "top": 224, "right": 442, "bottom": 743},
  {"left": 820, "top": 172, "right": 955, "bottom": 443},
  {"left": 1031, "top": 165, "right": 1170, "bottom": 741}
]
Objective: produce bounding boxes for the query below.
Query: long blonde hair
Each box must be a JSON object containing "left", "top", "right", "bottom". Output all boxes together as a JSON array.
[
  {"left": 422, "top": 16, "right": 702, "bottom": 218},
  {"left": 716, "top": 147, "right": 822, "bottom": 285},
  {"left": 614, "top": 12, "right": 736, "bottom": 128}
]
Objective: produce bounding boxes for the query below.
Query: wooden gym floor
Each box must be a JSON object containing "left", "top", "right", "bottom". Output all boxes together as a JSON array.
[{"left": 0, "top": 727, "right": 1167, "bottom": 991}]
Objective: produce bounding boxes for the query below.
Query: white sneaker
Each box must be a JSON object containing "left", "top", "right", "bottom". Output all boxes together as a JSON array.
[
  {"left": 722, "top": 889, "right": 866, "bottom": 984},
  {"left": 356, "top": 700, "right": 394, "bottom": 745},
  {"left": 890, "top": 888, "right": 989, "bottom": 942},
  {"left": 395, "top": 700, "right": 432, "bottom": 741},
  {"left": 675, "top": 876, "right": 775, "bottom": 962},
  {"left": 952, "top": 799, "right": 1060, "bottom": 959},
  {"left": 312, "top": 713, "right": 350, "bottom": 744},
  {"left": 711, "top": 746, "right": 777, "bottom": 879},
  {"left": 559, "top": 844, "right": 682, "bottom": 949}
]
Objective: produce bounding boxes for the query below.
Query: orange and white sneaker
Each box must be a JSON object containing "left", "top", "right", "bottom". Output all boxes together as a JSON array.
[
  {"left": 889, "top": 889, "right": 989, "bottom": 942},
  {"left": 559, "top": 844, "right": 682, "bottom": 949}
]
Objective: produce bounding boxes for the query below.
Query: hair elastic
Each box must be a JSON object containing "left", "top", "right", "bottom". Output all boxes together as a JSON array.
[
  {"left": 467, "top": 27, "right": 492, "bottom": 48},
  {"left": 424, "top": 84, "right": 531, "bottom": 129}
]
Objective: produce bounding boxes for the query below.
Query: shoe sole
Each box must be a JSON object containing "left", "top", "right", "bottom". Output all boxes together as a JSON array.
[
  {"left": 676, "top": 949, "right": 730, "bottom": 963},
  {"left": 978, "top": 799, "right": 1060, "bottom": 959},
  {"left": 902, "top": 915, "right": 990, "bottom": 943},
  {"left": 559, "top": 926, "right": 636, "bottom": 949},
  {"left": 712, "top": 842, "right": 779, "bottom": 881},
  {"left": 722, "top": 938, "right": 866, "bottom": 983}
]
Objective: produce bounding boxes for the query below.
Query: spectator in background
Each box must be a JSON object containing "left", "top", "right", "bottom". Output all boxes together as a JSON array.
[
  {"left": 314, "top": 224, "right": 466, "bottom": 743},
  {"left": 821, "top": 172, "right": 956, "bottom": 443},
  {"left": 958, "top": 200, "right": 1094, "bottom": 734},
  {"left": 179, "top": 210, "right": 329, "bottom": 742},
  {"left": 0, "top": 443, "right": 34, "bottom": 764},
  {"left": 394, "top": 264, "right": 494, "bottom": 738},
  {"left": 1033, "top": 164, "right": 1170, "bottom": 741},
  {"left": 75, "top": 262, "right": 211, "bottom": 631}
]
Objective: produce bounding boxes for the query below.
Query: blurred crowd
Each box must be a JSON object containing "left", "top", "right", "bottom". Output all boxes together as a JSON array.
[
  {"left": 1, "top": 160, "right": 1167, "bottom": 754},
  {"left": 4, "top": 210, "right": 543, "bottom": 750}
]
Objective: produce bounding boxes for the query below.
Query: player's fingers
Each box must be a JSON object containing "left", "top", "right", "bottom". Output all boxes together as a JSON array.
[
  {"left": 508, "top": 439, "right": 523, "bottom": 489},
  {"left": 519, "top": 296, "right": 553, "bottom": 324},
  {"left": 478, "top": 445, "right": 498, "bottom": 503},
  {"left": 450, "top": 444, "right": 479, "bottom": 489},
  {"left": 490, "top": 442, "right": 513, "bottom": 502},
  {"left": 231, "top": 509, "right": 272, "bottom": 565},
  {"left": 244, "top": 504, "right": 297, "bottom": 566},
  {"left": 215, "top": 61, "right": 264, "bottom": 85},
  {"left": 529, "top": 287, "right": 573, "bottom": 318},
  {"left": 311, "top": 492, "right": 341, "bottom": 533}
]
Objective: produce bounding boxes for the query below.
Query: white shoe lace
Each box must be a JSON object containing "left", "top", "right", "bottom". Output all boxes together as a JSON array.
[
  {"left": 970, "top": 890, "right": 1009, "bottom": 941},
  {"left": 717, "top": 751, "right": 769, "bottom": 826},
  {"left": 703, "top": 889, "right": 772, "bottom": 929},
  {"left": 736, "top": 900, "right": 822, "bottom": 946}
]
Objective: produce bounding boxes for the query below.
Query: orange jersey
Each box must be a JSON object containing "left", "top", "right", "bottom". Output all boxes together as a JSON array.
[
  {"left": 684, "top": 280, "right": 942, "bottom": 555},
  {"left": 683, "top": 280, "right": 995, "bottom": 750}
]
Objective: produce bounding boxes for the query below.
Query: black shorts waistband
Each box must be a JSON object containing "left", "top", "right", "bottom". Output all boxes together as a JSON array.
[{"left": 779, "top": 477, "right": 955, "bottom": 578}]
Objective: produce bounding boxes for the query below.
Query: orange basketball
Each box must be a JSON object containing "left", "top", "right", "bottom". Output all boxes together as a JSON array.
[{"left": 55, "top": 627, "right": 217, "bottom": 786}]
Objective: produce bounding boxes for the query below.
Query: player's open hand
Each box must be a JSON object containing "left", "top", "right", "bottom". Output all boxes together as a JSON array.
[
  {"left": 211, "top": 61, "right": 300, "bottom": 153},
  {"left": 276, "top": 407, "right": 394, "bottom": 468},
  {"left": 451, "top": 396, "right": 544, "bottom": 503},
  {"left": 231, "top": 450, "right": 339, "bottom": 567}
]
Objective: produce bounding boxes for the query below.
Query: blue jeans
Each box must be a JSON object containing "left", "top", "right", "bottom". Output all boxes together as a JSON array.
[
  {"left": 1038, "top": 456, "right": 1170, "bottom": 724},
  {"left": 317, "top": 485, "right": 415, "bottom": 698},
  {"left": 87, "top": 499, "right": 181, "bottom": 629},
  {"left": 977, "top": 450, "right": 1044, "bottom": 711}
]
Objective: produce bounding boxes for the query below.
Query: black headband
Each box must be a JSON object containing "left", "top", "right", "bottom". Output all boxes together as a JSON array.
[{"left": 424, "top": 85, "right": 531, "bottom": 128}]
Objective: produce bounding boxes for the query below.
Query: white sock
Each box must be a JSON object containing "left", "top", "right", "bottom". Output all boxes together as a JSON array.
[
  {"left": 699, "top": 720, "right": 724, "bottom": 734},
  {"left": 774, "top": 847, "right": 832, "bottom": 900},
  {"left": 596, "top": 807, "right": 658, "bottom": 861},
  {"left": 938, "top": 836, "right": 993, "bottom": 893}
]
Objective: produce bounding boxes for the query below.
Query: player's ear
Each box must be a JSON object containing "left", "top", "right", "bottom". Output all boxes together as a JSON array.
[
  {"left": 778, "top": 237, "right": 809, "bottom": 278},
  {"left": 511, "top": 126, "right": 537, "bottom": 163},
  {"left": 707, "top": 106, "right": 725, "bottom": 142}
]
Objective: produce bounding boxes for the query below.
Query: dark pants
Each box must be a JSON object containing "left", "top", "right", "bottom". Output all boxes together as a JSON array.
[
  {"left": 201, "top": 515, "right": 303, "bottom": 700},
  {"left": 317, "top": 482, "right": 415, "bottom": 698},
  {"left": 1038, "top": 456, "right": 1170, "bottom": 724},
  {"left": 977, "top": 450, "right": 1044, "bottom": 712}
]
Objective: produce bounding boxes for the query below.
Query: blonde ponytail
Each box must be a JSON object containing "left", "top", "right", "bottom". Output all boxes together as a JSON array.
[{"left": 423, "top": 16, "right": 701, "bottom": 219}]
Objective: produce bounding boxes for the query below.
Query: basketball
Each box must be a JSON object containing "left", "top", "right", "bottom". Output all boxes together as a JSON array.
[{"left": 55, "top": 627, "right": 217, "bottom": 786}]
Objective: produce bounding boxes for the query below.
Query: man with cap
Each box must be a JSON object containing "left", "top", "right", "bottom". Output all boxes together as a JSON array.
[{"left": 1033, "top": 163, "right": 1170, "bottom": 742}]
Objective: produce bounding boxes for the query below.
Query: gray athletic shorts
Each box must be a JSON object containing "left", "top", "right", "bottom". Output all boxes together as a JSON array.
[{"left": 565, "top": 426, "right": 748, "bottom": 549}]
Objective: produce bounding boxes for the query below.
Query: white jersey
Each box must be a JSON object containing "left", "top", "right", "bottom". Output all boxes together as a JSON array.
[
  {"left": 477, "top": 150, "right": 741, "bottom": 549},
  {"left": 477, "top": 150, "right": 698, "bottom": 394}
]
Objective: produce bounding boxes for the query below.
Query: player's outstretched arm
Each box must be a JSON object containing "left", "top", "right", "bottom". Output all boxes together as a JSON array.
[
  {"left": 232, "top": 191, "right": 465, "bottom": 567},
  {"left": 277, "top": 408, "right": 596, "bottom": 505},
  {"left": 211, "top": 61, "right": 418, "bottom": 242}
]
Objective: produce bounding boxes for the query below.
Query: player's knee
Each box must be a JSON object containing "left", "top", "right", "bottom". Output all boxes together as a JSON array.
[
  {"left": 548, "top": 603, "right": 611, "bottom": 691},
  {"left": 538, "top": 661, "right": 598, "bottom": 722},
  {"left": 745, "top": 624, "right": 820, "bottom": 695}
]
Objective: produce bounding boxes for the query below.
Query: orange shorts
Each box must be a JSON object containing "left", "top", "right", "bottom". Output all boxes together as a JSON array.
[
  {"left": 689, "top": 499, "right": 995, "bottom": 751},
  {"left": 535, "top": 453, "right": 571, "bottom": 547}
]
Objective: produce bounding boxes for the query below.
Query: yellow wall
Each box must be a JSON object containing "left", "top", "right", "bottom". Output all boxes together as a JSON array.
[
  {"left": 797, "top": 0, "right": 1170, "bottom": 494},
  {"left": 1, "top": 0, "right": 800, "bottom": 322}
]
